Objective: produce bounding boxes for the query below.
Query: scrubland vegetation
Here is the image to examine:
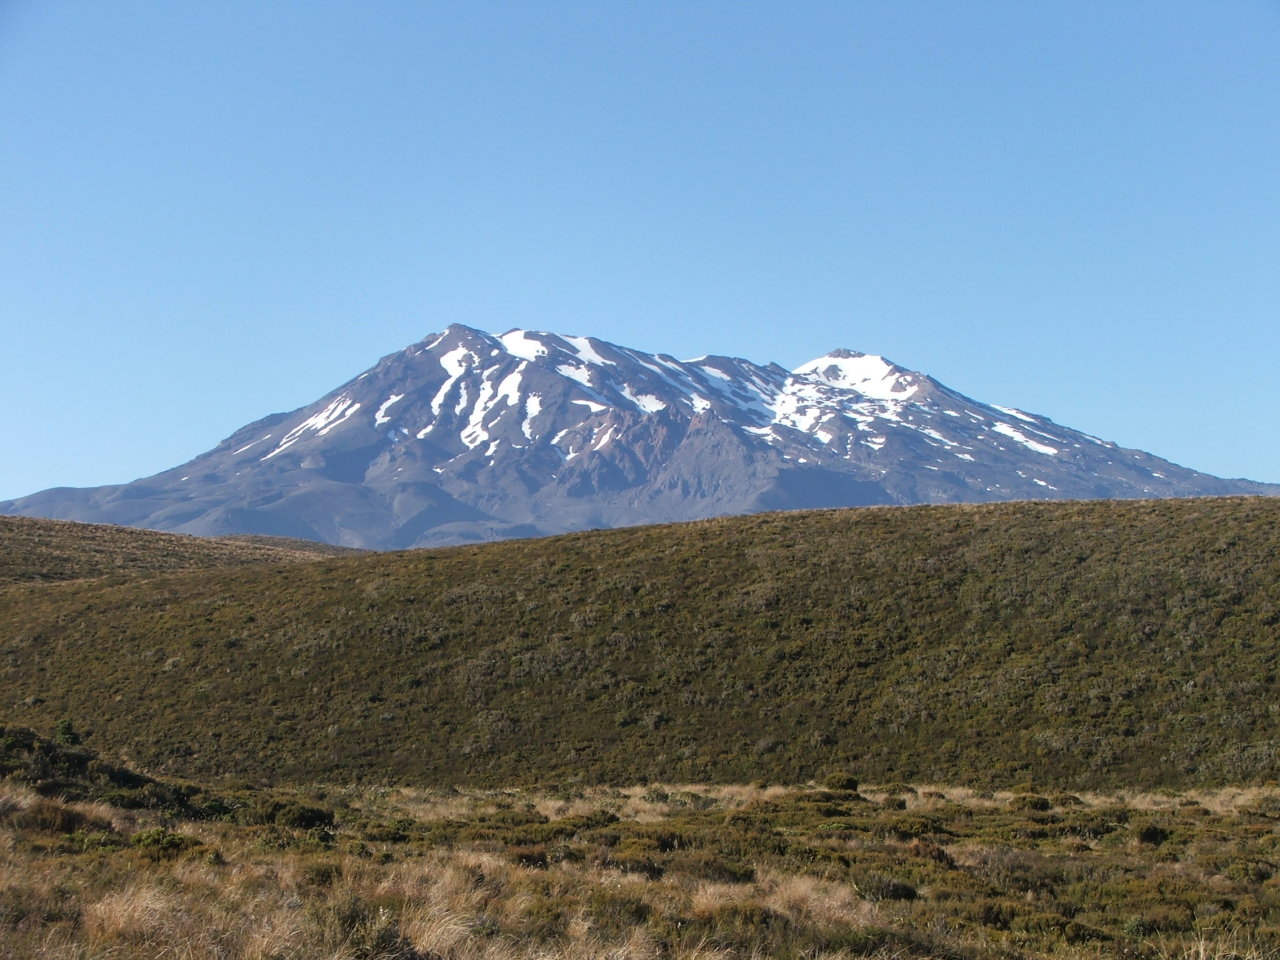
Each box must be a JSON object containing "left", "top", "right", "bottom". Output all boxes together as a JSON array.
[
  {"left": 5, "top": 726, "right": 1280, "bottom": 960},
  {"left": 3, "top": 498, "right": 1280, "bottom": 788}
]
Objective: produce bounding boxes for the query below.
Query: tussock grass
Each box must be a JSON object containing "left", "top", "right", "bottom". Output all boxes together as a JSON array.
[
  {"left": 1148, "top": 927, "right": 1280, "bottom": 960},
  {"left": 5, "top": 733, "right": 1280, "bottom": 960}
]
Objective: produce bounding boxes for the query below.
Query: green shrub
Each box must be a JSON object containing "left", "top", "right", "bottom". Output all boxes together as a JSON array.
[
  {"left": 54, "top": 719, "right": 81, "bottom": 746},
  {"left": 130, "top": 827, "right": 201, "bottom": 855},
  {"left": 510, "top": 845, "right": 549, "bottom": 869},
  {"left": 823, "top": 772, "right": 859, "bottom": 791},
  {"left": 854, "top": 872, "right": 917, "bottom": 901},
  {"left": 1226, "top": 860, "right": 1273, "bottom": 884},
  {"left": 239, "top": 798, "right": 334, "bottom": 829},
  {"left": 1134, "top": 822, "right": 1170, "bottom": 845},
  {"left": 1009, "top": 794, "right": 1052, "bottom": 812},
  {"left": 666, "top": 850, "right": 756, "bottom": 883},
  {"left": 598, "top": 843, "right": 664, "bottom": 879},
  {"left": 1010, "top": 911, "right": 1068, "bottom": 938}
]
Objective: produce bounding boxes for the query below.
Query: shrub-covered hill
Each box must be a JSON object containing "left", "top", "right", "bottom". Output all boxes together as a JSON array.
[
  {"left": 0, "top": 515, "right": 365, "bottom": 585},
  {"left": 2, "top": 497, "right": 1279, "bottom": 789}
]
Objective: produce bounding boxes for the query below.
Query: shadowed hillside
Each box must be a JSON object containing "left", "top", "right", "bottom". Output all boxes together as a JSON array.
[{"left": 3, "top": 497, "right": 1279, "bottom": 789}]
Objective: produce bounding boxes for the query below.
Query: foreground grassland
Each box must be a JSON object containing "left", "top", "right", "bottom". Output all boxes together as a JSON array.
[
  {"left": 4, "top": 728, "right": 1280, "bottom": 960},
  {"left": 3, "top": 497, "right": 1280, "bottom": 788}
]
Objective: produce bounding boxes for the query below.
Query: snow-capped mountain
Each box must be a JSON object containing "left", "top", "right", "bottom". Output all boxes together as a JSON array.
[{"left": 4, "top": 324, "right": 1274, "bottom": 548}]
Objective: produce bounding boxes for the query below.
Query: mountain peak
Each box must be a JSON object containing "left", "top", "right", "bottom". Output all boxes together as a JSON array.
[
  {"left": 3, "top": 325, "right": 1273, "bottom": 549},
  {"left": 421, "top": 323, "right": 498, "bottom": 351},
  {"left": 792, "top": 350, "right": 917, "bottom": 400}
]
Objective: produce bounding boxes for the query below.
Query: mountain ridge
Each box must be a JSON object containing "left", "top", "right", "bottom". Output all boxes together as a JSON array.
[{"left": 3, "top": 324, "right": 1274, "bottom": 548}]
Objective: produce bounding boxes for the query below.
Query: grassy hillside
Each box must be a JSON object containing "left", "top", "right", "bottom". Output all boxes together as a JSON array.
[
  {"left": 2, "top": 497, "right": 1280, "bottom": 789},
  {"left": 6, "top": 726, "right": 1280, "bottom": 959},
  {"left": 0, "top": 515, "right": 364, "bottom": 585}
]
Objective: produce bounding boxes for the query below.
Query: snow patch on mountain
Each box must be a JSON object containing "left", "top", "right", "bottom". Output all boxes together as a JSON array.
[
  {"left": 375, "top": 394, "right": 404, "bottom": 426},
  {"left": 499, "top": 329, "right": 549, "bottom": 361},
  {"left": 793, "top": 351, "right": 919, "bottom": 401},
  {"left": 992, "top": 404, "right": 1035, "bottom": 423},
  {"left": 262, "top": 396, "right": 360, "bottom": 460},
  {"left": 234, "top": 435, "right": 272, "bottom": 455},
  {"left": 564, "top": 336, "right": 614, "bottom": 366},
  {"left": 522, "top": 395, "right": 543, "bottom": 439},
  {"left": 556, "top": 363, "right": 596, "bottom": 389},
  {"left": 991, "top": 422, "right": 1059, "bottom": 456},
  {"left": 621, "top": 386, "right": 666, "bottom": 412}
]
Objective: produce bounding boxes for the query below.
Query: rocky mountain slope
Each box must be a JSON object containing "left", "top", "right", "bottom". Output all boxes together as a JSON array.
[{"left": 3, "top": 325, "right": 1273, "bottom": 548}]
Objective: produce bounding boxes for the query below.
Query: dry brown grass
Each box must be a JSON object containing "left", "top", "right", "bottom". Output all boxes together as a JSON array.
[
  {"left": 379, "top": 781, "right": 793, "bottom": 828},
  {"left": 755, "top": 868, "right": 874, "bottom": 929},
  {"left": 1148, "top": 926, "right": 1280, "bottom": 960},
  {"left": 6, "top": 780, "right": 1280, "bottom": 959},
  {"left": 840, "top": 780, "right": 1280, "bottom": 817}
]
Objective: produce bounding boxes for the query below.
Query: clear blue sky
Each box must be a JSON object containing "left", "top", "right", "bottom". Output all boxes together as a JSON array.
[{"left": 3, "top": 1, "right": 1278, "bottom": 501}]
